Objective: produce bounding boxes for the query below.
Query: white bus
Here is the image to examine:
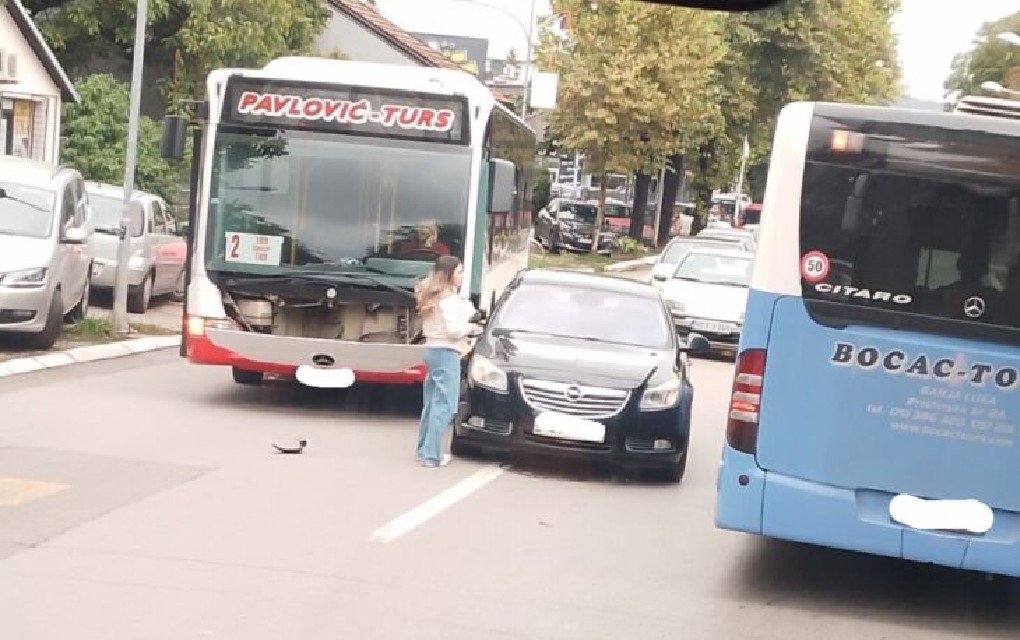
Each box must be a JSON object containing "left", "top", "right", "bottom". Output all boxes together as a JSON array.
[{"left": 160, "top": 57, "right": 536, "bottom": 386}]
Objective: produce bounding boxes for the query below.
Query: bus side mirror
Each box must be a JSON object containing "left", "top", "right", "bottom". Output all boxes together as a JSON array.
[
  {"left": 488, "top": 159, "right": 515, "bottom": 214},
  {"left": 161, "top": 114, "right": 188, "bottom": 161}
]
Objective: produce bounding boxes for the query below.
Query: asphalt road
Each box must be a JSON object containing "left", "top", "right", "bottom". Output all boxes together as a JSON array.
[{"left": 0, "top": 351, "right": 1018, "bottom": 639}]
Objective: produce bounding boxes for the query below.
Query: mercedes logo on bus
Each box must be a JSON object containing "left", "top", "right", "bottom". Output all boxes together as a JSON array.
[
  {"left": 564, "top": 385, "right": 583, "bottom": 402},
  {"left": 964, "top": 296, "right": 986, "bottom": 319}
]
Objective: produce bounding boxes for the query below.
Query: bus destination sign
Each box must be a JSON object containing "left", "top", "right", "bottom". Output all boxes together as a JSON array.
[{"left": 222, "top": 78, "right": 469, "bottom": 144}]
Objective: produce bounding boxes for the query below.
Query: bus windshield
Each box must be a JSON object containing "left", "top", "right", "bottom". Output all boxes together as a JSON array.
[{"left": 205, "top": 128, "right": 471, "bottom": 275}]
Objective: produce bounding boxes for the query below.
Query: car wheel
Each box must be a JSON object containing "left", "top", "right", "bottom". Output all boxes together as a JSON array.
[
  {"left": 65, "top": 273, "right": 90, "bottom": 323},
  {"left": 171, "top": 270, "right": 185, "bottom": 303},
  {"left": 27, "top": 290, "right": 63, "bottom": 350},
  {"left": 127, "top": 272, "right": 153, "bottom": 314},
  {"left": 232, "top": 366, "right": 264, "bottom": 385}
]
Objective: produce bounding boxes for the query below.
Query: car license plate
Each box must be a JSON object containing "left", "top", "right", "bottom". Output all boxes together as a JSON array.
[
  {"left": 295, "top": 365, "right": 355, "bottom": 389},
  {"left": 691, "top": 320, "right": 734, "bottom": 334},
  {"left": 533, "top": 411, "right": 605, "bottom": 443},
  {"left": 889, "top": 494, "right": 994, "bottom": 535}
]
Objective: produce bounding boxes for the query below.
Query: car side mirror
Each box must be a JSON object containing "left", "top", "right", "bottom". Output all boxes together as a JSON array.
[
  {"left": 680, "top": 332, "right": 710, "bottom": 356},
  {"left": 653, "top": 273, "right": 668, "bottom": 282},
  {"left": 61, "top": 227, "right": 88, "bottom": 244}
]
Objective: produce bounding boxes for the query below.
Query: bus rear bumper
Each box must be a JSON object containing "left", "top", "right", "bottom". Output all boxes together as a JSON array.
[
  {"left": 715, "top": 446, "right": 1020, "bottom": 578},
  {"left": 186, "top": 329, "right": 428, "bottom": 384}
]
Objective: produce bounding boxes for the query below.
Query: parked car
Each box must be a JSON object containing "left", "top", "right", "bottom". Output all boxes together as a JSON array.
[
  {"left": 85, "top": 182, "right": 187, "bottom": 313},
  {"left": 649, "top": 235, "right": 752, "bottom": 283},
  {"left": 0, "top": 157, "right": 92, "bottom": 348},
  {"left": 696, "top": 227, "right": 758, "bottom": 252},
  {"left": 659, "top": 247, "right": 755, "bottom": 357},
  {"left": 534, "top": 198, "right": 618, "bottom": 254},
  {"left": 452, "top": 268, "right": 710, "bottom": 482}
]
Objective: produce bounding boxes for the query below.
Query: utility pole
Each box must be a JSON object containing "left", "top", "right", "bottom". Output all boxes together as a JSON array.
[
  {"left": 111, "top": 0, "right": 149, "bottom": 334},
  {"left": 520, "top": 0, "right": 537, "bottom": 119}
]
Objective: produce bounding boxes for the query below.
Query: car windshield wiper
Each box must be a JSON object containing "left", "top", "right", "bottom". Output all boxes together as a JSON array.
[
  {"left": 0, "top": 191, "right": 47, "bottom": 213},
  {"left": 222, "top": 271, "right": 414, "bottom": 300},
  {"left": 707, "top": 280, "right": 748, "bottom": 288},
  {"left": 94, "top": 224, "right": 120, "bottom": 235},
  {"left": 672, "top": 276, "right": 703, "bottom": 282},
  {"left": 492, "top": 328, "right": 601, "bottom": 343}
]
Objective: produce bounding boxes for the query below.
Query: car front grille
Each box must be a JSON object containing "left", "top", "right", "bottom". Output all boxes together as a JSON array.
[{"left": 518, "top": 378, "right": 630, "bottom": 419}]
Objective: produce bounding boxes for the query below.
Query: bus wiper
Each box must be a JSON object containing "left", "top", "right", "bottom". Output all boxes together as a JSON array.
[{"left": 295, "top": 271, "right": 415, "bottom": 300}]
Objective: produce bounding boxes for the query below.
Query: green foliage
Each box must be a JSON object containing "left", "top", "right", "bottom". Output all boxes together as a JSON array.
[
  {"left": 60, "top": 74, "right": 187, "bottom": 203},
  {"left": 944, "top": 10, "right": 1020, "bottom": 98},
  {"left": 617, "top": 236, "right": 646, "bottom": 254},
  {"left": 532, "top": 171, "right": 551, "bottom": 215},
  {"left": 26, "top": 0, "right": 330, "bottom": 104}
]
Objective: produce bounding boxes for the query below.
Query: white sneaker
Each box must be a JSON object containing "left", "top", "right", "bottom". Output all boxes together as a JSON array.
[{"left": 421, "top": 454, "right": 451, "bottom": 468}]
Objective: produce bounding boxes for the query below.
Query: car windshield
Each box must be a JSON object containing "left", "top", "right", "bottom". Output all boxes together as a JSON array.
[
  {"left": 0, "top": 182, "right": 55, "bottom": 238},
  {"left": 206, "top": 128, "right": 472, "bottom": 275},
  {"left": 496, "top": 281, "right": 672, "bottom": 349},
  {"left": 89, "top": 193, "right": 144, "bottom": 237},
  {"left": 558, "top": 203, "right": 598, "bottom": 222},
  {"left": 661, "top": 239, "right": 741, "bottom": 264},
  {"left": 674, "top": 253, "right": 753, "bottom": 286}
]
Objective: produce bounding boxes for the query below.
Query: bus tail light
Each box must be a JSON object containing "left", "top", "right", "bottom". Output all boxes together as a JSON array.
[{"left": 727, "top": 348, "right": 766, "bottom": 454}]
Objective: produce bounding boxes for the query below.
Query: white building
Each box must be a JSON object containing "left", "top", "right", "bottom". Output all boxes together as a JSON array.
[{"left": 0, "top": 0, "right": 79, "bottom": 163}]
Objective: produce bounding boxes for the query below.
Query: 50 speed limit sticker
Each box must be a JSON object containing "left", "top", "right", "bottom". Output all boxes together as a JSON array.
[{"left": 801, "top": 251, "right": 830, "bottom": 283}]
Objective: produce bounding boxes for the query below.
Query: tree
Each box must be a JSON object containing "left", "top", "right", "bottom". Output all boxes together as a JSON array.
[
  {"left": 61, "top": 74, "right": 187, "bottom": 203},
  {"left": 945, "top": 10, "right": 1020, "bottom": 98},
  {"left": 691, "top": 0, "right": 901, "bottom": 221},
  {"left": 536, "top": 0, "right": 725, "bottom": 252},
  {"left": 25, "top": 0, "right": 330, "bottom": 105}
]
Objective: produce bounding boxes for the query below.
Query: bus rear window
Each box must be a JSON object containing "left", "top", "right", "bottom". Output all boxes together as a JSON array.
[{"left": 799, "top": 118, "right": 1020, "bottom": 335}]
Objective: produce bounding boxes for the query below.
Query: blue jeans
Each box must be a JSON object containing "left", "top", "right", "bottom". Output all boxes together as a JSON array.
[{"left": 417, "top": 346, "right": 462, "bottom": 464}]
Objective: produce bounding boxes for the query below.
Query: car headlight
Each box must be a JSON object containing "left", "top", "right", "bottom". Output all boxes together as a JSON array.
[
  {"left": 0, "top": 267, "right": 47, "bottom": 286},
  {"left": 640, "top": 377, "right": 682, "bottom": 411},
  {"left": 469, "top": 355, "right": 508, "bottom": 394}
]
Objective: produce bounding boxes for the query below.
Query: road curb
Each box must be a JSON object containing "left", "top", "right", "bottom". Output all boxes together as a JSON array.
[
  {"left": 0, "top": 335, "right": 181, "bottom": 379},
  {"left": 603, "top": 255, "right": 658, "bottom": 273}
]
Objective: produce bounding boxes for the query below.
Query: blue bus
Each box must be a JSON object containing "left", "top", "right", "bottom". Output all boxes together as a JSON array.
[{"left": 715, "top": 100, "right": 1020, "bottom": 578}]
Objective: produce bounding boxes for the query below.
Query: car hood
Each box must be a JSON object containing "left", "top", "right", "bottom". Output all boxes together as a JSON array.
[
  {"left": 478, "top": 331, "right": 668, "bottom": 389},
  {"left": 660, "top": 279, "right": 748, "bottom": 322},
  {"left": 0, "top": 234, "right": 53, "bottom": 272}
]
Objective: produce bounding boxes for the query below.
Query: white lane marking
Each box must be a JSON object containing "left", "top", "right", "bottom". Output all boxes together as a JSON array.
[{"left": 370, "top": 466, "right": 505, "bottom": 543}]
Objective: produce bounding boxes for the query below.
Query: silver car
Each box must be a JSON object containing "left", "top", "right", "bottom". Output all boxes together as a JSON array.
[
  {"left": 85, "top": 182, "right": 187, "bottom": 313},
  {"left": 0, "top": 157, "right": 92, "bottom": 348},
  {"left": 658, "top": 247, "right": 756, "bottom": 357}
]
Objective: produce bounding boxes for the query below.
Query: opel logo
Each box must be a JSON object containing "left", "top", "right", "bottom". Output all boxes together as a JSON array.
[
  {"left": 564, "top": 385, "right": 582, "bottom": 402},
  {"left": 964, "top": 296, "right": 986, "bottom": 319}
]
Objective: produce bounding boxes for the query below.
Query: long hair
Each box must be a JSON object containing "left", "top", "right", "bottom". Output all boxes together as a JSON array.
[{"left": 415, "top": 255, "right": 461, "bottom": 315}]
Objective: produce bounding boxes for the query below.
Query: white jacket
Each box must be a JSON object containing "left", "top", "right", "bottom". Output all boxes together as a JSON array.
[{"left": 422, "top": 293, "right": 477, "bottom": 351}]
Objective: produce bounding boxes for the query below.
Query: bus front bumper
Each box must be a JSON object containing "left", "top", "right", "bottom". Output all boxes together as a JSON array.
[
  {"left": 187, "top": 325, "right": 428, "bottom": 384},
  {"left": 715, "top": 446, "right": 1020, "bottom": 579}
]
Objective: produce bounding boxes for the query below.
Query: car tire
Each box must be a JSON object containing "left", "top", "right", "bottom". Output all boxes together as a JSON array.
[
  {"left": 65, "top": 272, "right": 90, "bottom": 324},
  {"left": 28, "top": 290, "right": 63, "bottom": 350},
  {"left": 171, "top": 270, "right": 185, "bottom": 302},
  {"left": 232, "top": 366, "right": 264, "bottom": 385},
  {"left": 127, "top": 272, "right": 153, "bottom": 314}
]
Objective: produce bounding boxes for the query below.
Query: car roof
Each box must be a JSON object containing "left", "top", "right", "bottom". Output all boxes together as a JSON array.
[
  {"left": 0, "top": 156, "right": 73, "bottom": 190},
  {"left": 683, "top": 247, "right": 756, "bottom": 260},
  {"left": 520, "top": 268, "right": 660, "bottom": 298},
  {"left": 668, "top": 235, "right": 742, "bottom": 246},
  {"left": 84, "top": 181, "right": 158, "bottom": 200}
]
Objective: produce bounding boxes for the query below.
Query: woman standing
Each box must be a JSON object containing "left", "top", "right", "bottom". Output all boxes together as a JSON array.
[{"left": 414, "top": 256, "right": 479, "bottom": 467}]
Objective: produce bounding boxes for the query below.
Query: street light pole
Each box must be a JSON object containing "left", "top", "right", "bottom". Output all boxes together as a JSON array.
[
  {"left": 521, "top": 0, "right": 537, "bottom": 119},
  {"left": 111, "top": 0, "right": 149, "bottom": 334}
]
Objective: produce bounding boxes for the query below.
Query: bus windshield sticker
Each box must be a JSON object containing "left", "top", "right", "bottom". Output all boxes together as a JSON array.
[
  {"left": 801, "top": 250, "right": 830, "bottom": 283},
  {"left": 225, "top": 232, "right": 284, "bottom": 266}
]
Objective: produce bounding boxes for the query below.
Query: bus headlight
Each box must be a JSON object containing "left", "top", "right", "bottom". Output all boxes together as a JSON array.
[
  {"left": 469, "top": 355, "right": 508, "bottom": 393},
  {"left": 640, "top": 377, "right": 682, "bottom": 411}
]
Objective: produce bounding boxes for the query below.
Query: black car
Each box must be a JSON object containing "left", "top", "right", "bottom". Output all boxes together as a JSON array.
[
  {"left": 534, "top": 198, "right": 618, "bottom": 254},
  {"left": 452, "top": 269, "right": 709, "bottom": 482}
]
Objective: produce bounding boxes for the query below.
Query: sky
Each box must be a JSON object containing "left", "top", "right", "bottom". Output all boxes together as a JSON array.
[{"left": 377, "top": 0, "right": 1018, "bottom": 102}]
